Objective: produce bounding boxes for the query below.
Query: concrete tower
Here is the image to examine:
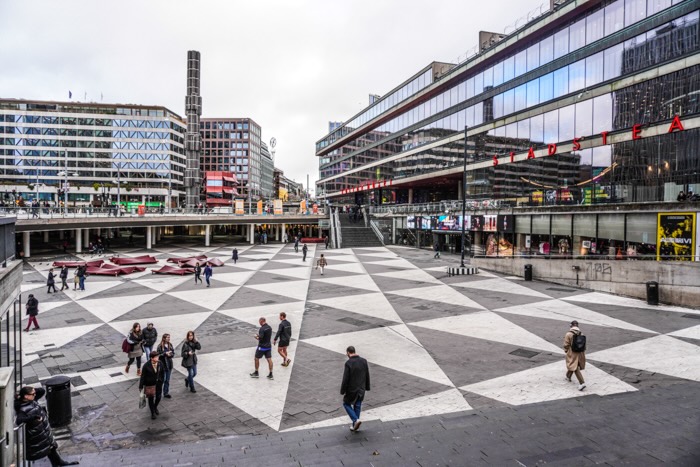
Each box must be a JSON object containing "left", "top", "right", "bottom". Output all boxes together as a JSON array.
[{"left": 185, "top": 50, "right": 202, "bottom": 208}]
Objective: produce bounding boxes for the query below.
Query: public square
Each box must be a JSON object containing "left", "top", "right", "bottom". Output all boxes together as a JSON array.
[{"left": 19, "top": 241, "right": 700, "bottom": 466}]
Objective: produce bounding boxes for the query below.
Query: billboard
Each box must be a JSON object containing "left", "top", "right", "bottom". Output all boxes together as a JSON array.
[
  {"left": 273, "top": 199, "right": 283, "bottom": 215},
  {"left": 407, "top": 216, "right": 416, "bottom": 229},
  {"left": 470, "top": 215, "right": 484, "bottom": 231},
  {"left": 497, "top": 214, "right": 514, "bottom": 232},
  {"left": 437, "top": 215, "right": 458, "bottom": 230},
  {"left": 234, "top": 199, "right": 244, "bottom": 215},
  {"left": 657, "top": 212, "right": 696, "bottom": 261}
]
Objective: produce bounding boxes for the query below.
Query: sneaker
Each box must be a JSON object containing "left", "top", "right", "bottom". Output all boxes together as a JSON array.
[
  {"left": 578, "top": 383, "right": 586, "bottom": 391},
  {"left": 353, "top": 420, "right": 362, "bottom": 431},
  {"left": 285, "top": 359, "right": 291, "bottom": 366},
  {"left": 163, "top": 394, "right": 171, "bottom": 399},
  {"left": 250, "top": 371, "right": 259, "bottom": 378},
  {"left": 267, "top": 373, "right": 274, "bottom": 380},
  {"left": 349, "top": 424, "right": 356, "bottom": 432},
  {"left": 190, "top": 389, "right": 197, "bottom": 393}
]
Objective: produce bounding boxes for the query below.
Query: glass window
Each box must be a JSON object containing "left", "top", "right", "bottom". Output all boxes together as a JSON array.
[
  {"left": 503, "top": 89, "right": 515, "bottom": 115},
  {"left": 647, "top": 0, "right": 671, "bottom": 15},
  {"left": 530, "top": 114, "right": 544, "bottom": 144},
  {"left": 575, "top": 99, "right": 593, "bottom": 137},
  {"left": 553, "top": 67, "right": 569, "bottom": 98},
  {"left": 591, "top": 145, "right": 611, "bottom": 167},
  {"left": 527, "top": 43, "right": 540, "bottom": 72},
  {"left": 505, "top": 122, "right": 517, "bottom": 140},
  {"left": 625, "top": 0, "right": 646, "bottom": 27},
  {"left": 586, "top": 9, "right": 605, "bottom": 44},
  {"left": 483, "top": 67, "right": 493, "bottom": 89},
  {"left": 474, "top": 72, "right": 484, "bottom": 96},
  {"left": 514, "top": 50, "right": 527, "bottom": 76},
  {"left": 458, "top": 81, "right": 466, "bottom": 102},
  {"left": 559, "top": 104, "right": 575, "bottom": 141},
  {"left": 605, "top": 0, "right": 625, "bottom": 35},
  {"left": 474, "top": 102, "right": 484, "bottom": 125},
  {"left": 532, "top": 214, "right": 550, "bottom": 234},
  {"left": 466, "top": 106, "right": 476, "bottom": 127},
  {"left": 569, "top": 60, "right": 586, "bottom": 93},
  {"left": 544, "top": 109, "right": 558, "bottom": 143},
  {"left": 518, "top": 119, "right": 530, "bottom": 141},
  {"left": 569, "top": 19, "right": 586, "bottom": 51},
  {"left": 493, "top": 93, "right": 504, "bottom": 119},
  {"left": 626, "top": 213, "right": 656, "bottom": 243},
  {"left": 514, "top": 84, "right": 527, "bottom": 112},
  {"left": 585, "top": 51, "right": 604, "bottom": 88},
  {"left": 493, "top": 61, "right": 504, "bottom": 87},
  {"left": 527, "top": 79, "right": 540, "bottom": 108},
  {"left": 503, "top": 56, "right": 515, "bottom": 82},
  {"left": 539, "top": 72, "right": 553, "bottom": 103},
  {"left": 552, "top": 215, "right": 573, "bottom": 235},
  {"left": 554, "top": 27, "right": 569, "bottom": 59},
  {"left": 515, "top": 215, "right": 531, "bottom": 233},
  {"left": 466, "top": 77, "right": 475, "bottom": 100},
  {"left": 603, "top": 43, "right": 623, "bottom": 81},
  {"left": 598, "top": 213, "right": 625, "bottom": 241},
  {"left": 540, "top": 35, "right": 554, "bottom": 65},
  {"left": 592, "top": 94, "right": 613, "bottom": 134}
]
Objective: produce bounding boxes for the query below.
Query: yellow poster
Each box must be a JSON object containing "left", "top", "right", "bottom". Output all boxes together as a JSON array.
[
  {"left": 256, "top": 200, "right": 263, "bottom": 215},
  {"left": 234, "top": 200, "right": 244, "bottom": 215},
  {"left": 273, "top": 199, "right": 283, "bottom": 215},
  {"left": 657, "top": 212, "right": 696, "bottom": 261},
  {"left": 300, "top": 200, "right": 307, "bottom": 213}
]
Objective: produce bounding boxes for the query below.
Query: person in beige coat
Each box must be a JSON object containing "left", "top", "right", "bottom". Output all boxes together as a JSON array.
[{"left": 563, "top": 320, "right": 586, "bottom": 391}]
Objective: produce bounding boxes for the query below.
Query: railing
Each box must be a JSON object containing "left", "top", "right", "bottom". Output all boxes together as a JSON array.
[
  {"left": 333, "top": 208, "right": 342, "bottom": 249},
  {"left": 13, "top": 422, "right": 29, "bottom": 467},
  {"left": 370, "top": 200, "right": 503, "bottom": 216},
  {"left": 0, "top": 293, "right": 25, "bottom": 466},
  {"left": 369, "top": 220, "right": 386, "bottom": 246}
]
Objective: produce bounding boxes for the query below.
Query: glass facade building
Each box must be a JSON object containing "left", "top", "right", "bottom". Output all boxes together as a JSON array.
[
  {"left": 316, "top": 0, "right": 699, "bottom": 206},
  {"left": 0, "top": 99, "right": 186, "bottom": 207}
]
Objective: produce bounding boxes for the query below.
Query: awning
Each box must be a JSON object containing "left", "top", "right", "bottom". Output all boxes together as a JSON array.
[
  {"left": 206, "top": 186, "right": 223, "bottom": 193},
  {"left": 222, "top": 186, "right": 235, "bottom": 194},
  {"left": 223, "top": 176, "right": 237, "bottom": 183}
]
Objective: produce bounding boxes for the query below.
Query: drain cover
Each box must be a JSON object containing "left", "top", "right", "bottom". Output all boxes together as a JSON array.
[{"left": 509, "top": 348, "right": 539, "bottom": 358}]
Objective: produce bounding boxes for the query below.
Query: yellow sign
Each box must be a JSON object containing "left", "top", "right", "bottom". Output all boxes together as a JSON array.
[
  {"left": 657, "top": 212, "right": 696, "bottom": 261},
  {"left": 274, "top": 199, "right": 283, "bottom": 215},
  {"left": 234, "top": 200, "right": 244, "bottom": 215},
  {"left": 279, "top": 188, "right": 288, "bottom": 201},
  {"left": 257, "top": 200, "right": 263, "bottom": 215},
  {"left": 300, "top": 200, "right": 307, "bottom": 213}
]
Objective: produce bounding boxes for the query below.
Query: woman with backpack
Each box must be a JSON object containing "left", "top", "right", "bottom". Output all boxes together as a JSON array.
[
  {"left": 181, "top": 330, "right": 201, "bottom": 393},
  {"left": 563, "top": 320, "right": 586, "bottom": 391},
  {"left": 125, "top": 322, "right": 144, "bottom": 376}
]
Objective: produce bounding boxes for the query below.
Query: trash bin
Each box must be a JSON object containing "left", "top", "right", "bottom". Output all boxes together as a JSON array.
[
  {"left": 44, "top": 375, "right": 72, "bottom": 427},
  {"left": 524, "top": 264, "right": 533, "bottom": 281},
  {"left": 137, "top": 205, "right": 146, "bottom": 216},
  {"left": 646, "top": 281, "right": 659, "bottom": 305}
]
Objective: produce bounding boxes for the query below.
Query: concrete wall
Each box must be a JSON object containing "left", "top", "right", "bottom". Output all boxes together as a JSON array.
[
  {"left": 0, "top": 367, "right": 15, "bottom": 467},
  {"left": 473, "top": 257, "right": 700, "bottom": 309}
]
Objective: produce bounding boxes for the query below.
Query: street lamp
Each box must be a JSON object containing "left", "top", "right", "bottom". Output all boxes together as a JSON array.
[
  {"left": 57, "top": 170, "right": 78, "bottom": 215},
  {"left": 460, "top": 125, "right": 471, "bottom": 268}
]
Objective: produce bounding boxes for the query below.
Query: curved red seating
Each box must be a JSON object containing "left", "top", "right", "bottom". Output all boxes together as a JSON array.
[
  {"left": 176, "top": 257, "right": 224, "bottom": 268},
  {"left": 52, "top": 260, "right": 104, "bottom": 268},
  {"left": 167, "top": 255, "right": 207, "bottom": 264},
  {"left": 86, "top": 264, "right": 146, "bottom": 276},
  {"left": 110, "top": 255, "right": 158, "bottom": 265},
  {"left": 300, "top": 238, "right": 325, "bottom": 244},
  {"left": 152, "top": 265, "right": 195, "bottom": 275}
]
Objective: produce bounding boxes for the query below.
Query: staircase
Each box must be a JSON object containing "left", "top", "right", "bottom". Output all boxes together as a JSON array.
[{"left": 337, "top": 213, "right": 383, "bottom": 248}]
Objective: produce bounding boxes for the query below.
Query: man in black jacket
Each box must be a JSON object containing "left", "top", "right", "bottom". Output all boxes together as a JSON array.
[
  {"left": 273, "top": 312, "right": 292, "bottom": 367},
  {"left": 142, "top": 322, "right": 158, "bottom": 360},
  {"left": 251, "top": 317, "right": 274, "bottom": 380},
  {"left": 139, "top": 351, "right": 165, "bottom": 420},
  {"left": 341, "top": 346, "right": 370, "bottom": 432}
]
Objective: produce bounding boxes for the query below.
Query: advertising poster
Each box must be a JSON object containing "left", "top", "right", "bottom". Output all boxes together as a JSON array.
[
  {"left": 273, "top": 199, "right": 283, "bottom": 215},
  {"left": 657, "top": 212, "right": 696, "bottom": 261},
  {"left": 458, "top": 215, "right": 471, "bottom": 231},
  {"left": 420, "top": 216, "right": 433, "bottom": 230},
  {"left": 438, "top": 215, "right": 458, "bottom": 230},
  {"left": 470, "top": 215, "right": 484, "bottom": 231},
  {"left": 497, "top": 214, "right": 514, "bottom": 232},
  {"left": 234, "top": 199, "right": 244, "bottom": 215},
  {"left": 483, "top": 215, "right": 497, "bottom": 231},
  {"left": 407, "top": 216, "right": 416, "bottom": 229},
  {"left": 257, "top": 200, "right": 263, "bottom": 215}
]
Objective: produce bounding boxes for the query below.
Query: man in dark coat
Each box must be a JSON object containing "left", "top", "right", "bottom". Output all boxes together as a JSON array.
[
  {"left": 25, "top": 294, "right": 40, "bottom": 331},
  {"left": 302, "top": 243, "right": 308, "bottom": 262},
  {"left": 142, "top": 322, "right": 158, "bottom": 360},
  {"left": 46, "top": 268, "right": 57, "bottom": 293},
  {"left": 251, "top": 317, "right": 274, "bottom": 380},
  {"left": 341, "top": 345, "right": 370, "bottom": 432},
  {"left": 232, "top": 248, "right": 239, "bottom": 264},
  {"left": 139, "top": 351, "right": 165, "bottom": 420},
  {"left": 59, "top": 266, "right": 69, "bottom": 291},
  {"left": 15, "top": 386, "right": 78, "bottom": 465},
  {"left": 273, "top": 312, "right": 292, "bottom": 366}
]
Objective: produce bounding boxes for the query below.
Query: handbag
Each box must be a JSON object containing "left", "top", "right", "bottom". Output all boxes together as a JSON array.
[
  {"left": 121, "top": 339, "right": 131, "bottom": 353},
  {"left": 138, "top": 389, "right": 146, "bottom": 409},
  {"left": 144, "top": 385, "right": 156, "bottom": 397}
]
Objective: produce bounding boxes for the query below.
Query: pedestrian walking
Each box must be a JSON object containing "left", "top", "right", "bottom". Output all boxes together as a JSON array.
[
  {"left": 182, "top": 331, "right": 201, "bottom": 393},
  {"left": 157, "top": 334, "right": 175, "bottom": 399},
  {"left": 341, "top": 345, "right": 370, "bottom": 432},
  {"left": 194, "top": 262, "right": 202, "bottom": 284},
  {"left": 14, "top": 386, "right": 79, "bottom": 466},
  {"left": 76, "top": 265, "right": 86, "bottom": 291},
  {"left": 564, "top": 320, "right": 586, "bottom": 391},
  {"left": 125, "top": 322, "right": 144, "bottom": 376},
  {"left": 46, "top": 268, "right": 57, "bottom": 294},
  {"left": 59, "top": 265, "right": 69, "bottom": 291},
  {"left": 142, "top": 322, "right": 158, "bottom": 360},
  {"left": 232, "top": 248, "right": 238, "bottom": 264},
  {"left": 140, "top": 351, "right": 165, "bottom": 420},
  {"left": 316, "top": 254, "right": 328, "bottom": 275},
  {"left": 294, "top": 236, "right": 299, "bottom": 253},
  {"left": 302, "top": 243, "right": 308, "bottom": 262},
  {"left": 204, "top": 262, "right": 213, "bottom": 287},
  {"left": 433, "top": 242, "right": 441, "bottom": 259},
  {"left": 73, "top": 268, "right": 79, "bottom": 290},
  {"left": 250, "top": 317, "right": 274, "bottom": 380},
  {"left": 273, "top": 312, "right": 292, "bottom": 367},
  {"left": 324, "top": 235, "right": 329, "bottom": 249},
  {"left": 24, "top": 294, "right": 40, "bottom": 331}
]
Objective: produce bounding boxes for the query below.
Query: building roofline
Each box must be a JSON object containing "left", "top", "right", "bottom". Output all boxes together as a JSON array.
[{"left": 0, "top": 97, "right": 184, "bottom": 120}]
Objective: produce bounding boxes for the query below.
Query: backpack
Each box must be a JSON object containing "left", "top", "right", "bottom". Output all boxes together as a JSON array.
[{"left": 570, "top": 332, "right": 586, "bottom": 353}]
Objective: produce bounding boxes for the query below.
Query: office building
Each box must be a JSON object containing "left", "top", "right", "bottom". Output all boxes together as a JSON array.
[{"left": 260, "top": 141, "right": 275, "bottom": 199}]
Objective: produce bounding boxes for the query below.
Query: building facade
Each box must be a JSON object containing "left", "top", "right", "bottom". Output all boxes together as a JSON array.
[
  {"left": 203, "top": 170, "right": 238, "bottom": 206},
  {"left": 0, "top": 99, "right": 186, "bottom": 208},
  {"left": 200, "top": 118, "right": 262, "bottom": 200},
  {"left": 316, "top": 0, "right": 699, "bottom": 208},
  {"left": 260, "top": 141, "right": 275, "bottom": 199}
]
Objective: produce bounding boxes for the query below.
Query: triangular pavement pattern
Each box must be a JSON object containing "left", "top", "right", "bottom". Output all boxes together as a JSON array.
[
  {"left": 218, "top": 302, "right": 305, "bottom": 328},
  {"left": 321, "top": 262, "right": 366, "bottom": 275},
  {"left": 313, "top": 275, "right": 380, "bottom": 293},
  {"left": 494, "top": 299, "right": 657, "bottom": 334},
  {"left": 361, "top": 258, "right": 416, "bottom": 269},
  {"left": 174, "top": 341, "right": 299, "bottom": 431},
  {"left": 303, "top": 324, "right": 454, "bottom": 387},
  {"left": 168, "top": 286, "right": 240, "bottom": 311},
  {"left": 461, "top": 361, "right": 636, "bottom": 405},
  {"left": 668, "top": 324, "right": 700, "bottom": 341},
  {"left": 318, "top": 254, "right": 360, "bottom": 263},
  {"left": 246, "top": 280, "right": 310, "bottom": 302},
  {"left": 79, "top": 293, "right": 162, "bottom": 323},
  {"left": 228, "top": 261, "right": 267, "bottom": 271},
  {"left": 452, "top": 277, "right": 551, "bottom": 299},
  {"left": 209, "top": 271, "right": 257, "bottom": 286},
  {"left": 410, "top": 311, "right": 563, "bottom": 354},
  {"left": 258, "top": 267, "right": 311, "bottom": 281},
  {"left": 110, "top": 311, "right": 213, "bottom": 348},
  {"left": 283, "top": 388, "right": 471, "bottom": 432},
  {"left": 586, "top": 335, "right": 700, "bottom": 382},
  {"left": 562, "top": 292, "right": 700, "bottom": 316},
  {"left": 21, "top": 282, "right": 46, "bottom": 293},
  {"left": 35, "top": 301, "right": 72, "bottom": 314},
  {"left": 132, "top": 276, "right": 193, "bottom": 293},
  {"left": 355, "top": 251, "right": 398, "bottom": 259},
  {"left": 309, "top": 292, "right": 402, "bottom": 324},
  {"left": 372, "top": 269, "right": 443, "bottom": 285},
  {"left": 61, "top": 281, "right": 122, "bottom": 300},
  {"left": 386, "top": 285, "right": 486, "bottom": 311},
  {"left": 21, "top": 323, "right": 103, "bottom": 364}
]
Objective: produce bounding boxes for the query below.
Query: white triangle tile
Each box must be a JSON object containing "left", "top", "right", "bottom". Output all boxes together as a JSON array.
[
  {"left": 174, "top": 341, "right": 298, "bottom": 431},
  {"left": 303, "top": 324, "right": 454, "bottom": 387},
  {"left": 230, "top": 261, "right": 267, "bottom": 271},
  {"left": 411, "top": 311, "right": 563, "bottom": 354},
  {"left": 356, "top": 251, "right": 398, "bottom": 259},
  {"left": 35, "top": 301, "right": 71, "bottom": 314},
  {"left": 218, "top": 302, "right": 305, "bottom": 328},
  {"left": 315, "top": 254, "right": 359, "bottom": 263},
  {"left": 241, "top": 254, "right": 277, "bottom": 260},
  {"left": 562, "top": 292, "right": 700, "bottom": 316},
  {"left": 586, "top": 335, "right": 700, "bottom": 382},
  {"left": 79, "top": 293, "right": 162, "bottom": 323},
  {"left": 61, "top": 280, "right": 122, "bottom": 300},
  {"left": 109, "top": 311, "right": 213, "bottom": 348},
  {"left": 259, "top": 268, "right": 311, "bottom": 281},
  {"left": 362, "top": 258, "right": 416, "bottom": 269},
  {"left": 323, "top": 248, "right": 355, "bottom": 255},
  {"left": 21, "top": 282, "right": 46, "bottom": 293},
  {"left": 65, "top": 365, "right": 139, "bottom": 389},
  {"left": 461, "top": 361, "right": 636, "bottom": 405},
  {"left": 313, "top": 275, "right": 380, "bottom": 293},
  {"left": 373, "top": 269, "right": 443, "bottom": 285},
  {"left": 209, "top": 271, "right": 256, "bottom": 286},
  {"left": 494, "top": 299, "right": 657, "bottom": 334},
  {"left": 452, "top": 278, "right": 551, "bottom": 299},
  {"left": 386, "top": 285, "right": 486, "bottom": 311},
  {"left": 168, "top": 286, "right": 240, "bottom": 311},
  {"left": 246, "top": 280, "right": 310, "bottom": 302},
  {"left": 270, "top": 258, "right": 313, "bottom": 267},
  {"left": 668, "top": 325, "right": 700, "bottom": 341},
  {"left": 21, "top": 323, "right": 103, "bottom": 360},
  {"left": 310, "top": 292, "right": 402, "bottom": 323},
  {"left": 132, "top": 276, "right": 192, "bottom": 293},
  {"left": 352, "top": 247, "right": 389, "bottom": 252},
  {"left": 323, "top": 262, "right": 366, "bottom": 274},
  {"left": 283, "top": 388, "right": 471, "bottom": 432}
]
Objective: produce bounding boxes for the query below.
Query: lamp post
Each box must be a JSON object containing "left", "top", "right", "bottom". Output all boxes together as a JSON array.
[{"left": 460, "top": 125, "right": 470, "bottom": 268}]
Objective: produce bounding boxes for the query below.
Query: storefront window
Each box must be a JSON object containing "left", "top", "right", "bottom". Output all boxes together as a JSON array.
[
  {"left": 531, "top": 214, "right": 551, "bottom": 256},
  {"left": 552, "top": 215, "right": 573, "bottom": 256},
  {"left": 515, "top": 215, "right": 531, "bottom": 255},
  {"left": 574, "top": 214, "right": 596, "bottom": 256},
  {"left": 597, "top": 213, "right": 625, "bottom": 258},
  {"left": 625, "top": 213, "right": 657, "bottom": 259}
]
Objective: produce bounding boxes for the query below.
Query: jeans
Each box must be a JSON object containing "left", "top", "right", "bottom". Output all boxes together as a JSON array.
[
  {"left": 343, "top": 394, "right": 364, "bottom": 423},
  {"left": 205, "top": 275, "right": 211, "bottom": 286},
  {"left": 147, "top": 382, "right": 163, "bottom": 414},
  {"left": 79, "top": 276, "right": 85, "bottom": 290},
  {"left": 187, "top": 365, "right": 197, "bottom": 390},
  {"left": 26, "top": 315, "right": 39, "bottom": 330},
  {"left": 144, "top": 345, "right": 152, "bottom": 360},
  {"left": 163, "top": 367, "right": 171, "bottom": 395}
]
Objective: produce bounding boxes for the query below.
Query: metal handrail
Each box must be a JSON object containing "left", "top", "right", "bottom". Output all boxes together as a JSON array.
[
  {"left": 333, "top": 208, "right": 342, "bottom": 248},
  {"left": 369, "top": 220, "right": 385, "bottom": 246}
]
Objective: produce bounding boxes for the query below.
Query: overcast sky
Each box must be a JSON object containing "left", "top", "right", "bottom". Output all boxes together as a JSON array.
[{"left": 1, "top": 0, "right": 545, "bottom": 192}]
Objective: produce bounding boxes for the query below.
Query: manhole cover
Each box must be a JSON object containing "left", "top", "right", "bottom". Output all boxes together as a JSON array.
[
  {"left": 509, "top": 348, "right": 539, "bottom": 358},
  {"left": 337, "top": 317, "right": 371, "bottom": 327},
  {"left": 261, "top": 300, "right": 276, "bottom": 305}
]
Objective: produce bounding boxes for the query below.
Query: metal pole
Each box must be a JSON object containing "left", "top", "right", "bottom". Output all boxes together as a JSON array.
[
  {"left": 64, "top": 151, "right": 68, "bottom": 216},
  {"left": 117, "top": 165, "right": 121, "bottom": 213},
  {"left": 460, "top": 125, "right": 469, "bottom": 268}
]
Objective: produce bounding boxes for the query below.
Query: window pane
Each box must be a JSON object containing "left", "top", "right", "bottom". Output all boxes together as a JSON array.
[
  {"left": 474, "top": 72, "right": 484, "bottom": 95},
  {"left": 569, "top": 60, "right": 586, "bottom": 93},
  {"left": 648, "top": 0, "right": 671, "bottom": 15},
  {"left": 544, "top": 109, "right": 558, "bottom": 142},
  {"left": 530, "top": 114, "right": 544, "bottom": 144},
  {"left": 540, "top": 35, "right": 554, "bottom": 65},
  {"left": 606, "top": 0, "right": 625, "bottom": 35},
  {"left": 586, "top": 8, "right": 605, "bottom": 44},
  {"left": 527, "top": 43, "right": 540, "bottom": 72},
  {"left": 514, "top": 84, "right": 527, "bottom": 112},
  {"left": 585, "top": 51, "right": 604, "bottom": 87},
  {"left": 592, "top": 94, "right": 612, "bottom": 134},
  {"left": 603, "top": 43, "right": 624, "bottom": 81},
  {"left": 466, "top": 77, "right": 475, "bottom": 99},
  {"left": 552, "top": 215, "right": 573, "bottom": 236},
  {"left": 503, "top": 88, "right": 515, "bottom": 115},
  {"left": 515, "top": 215, "right": 531, "bottom": 233},
  {"left": 592, "top": 145, "right": 611, "bottom": 167},
  {"left": 514, "top": 50, "right": 527, "bottom": 76},
  {"left": 532, "top": 214, "right": 550, "bottom": 234},
  {"left": 493, "top": 93, "right": 503, "bottom": 119},
  {"left": 493, "top": 61, "right": 504, "bottom": 86},
  {"left": 527, "top": 79, "right": 540, "bottom": 107},
  {"left": 483, "top": 67, "right": 493, "bottom": 89},
  {"left": 598, "top": 213, "right": 624, "bottom": 240},
  {"left": 539, "top": 72, "right": 554, "bottom": 102},
  {"left": 575, "top": 99, "right": 593, "bottom": 137},
  {"left": 474, "top": 102, "right": 483, "bottom": 125},
  {"left": 503, "top": 56, "right": 515, "bottom": 82},
  {"left": 554, "top": 27, "right": 569, "bottom": 59},
  {"left": 625, "top": 0, "right": 647, "bottom": 27},
  {"left": 559, "top": 104, "right": 575, "bottom": 141},
  {"left": 553, "top": 67, "right": 569, "bottom": 98},
  {"left": 569, "top": 19, "right": 586, "bottom": 51},
  {"left": 518, "top": 119, "right": 530, "bottom": 141},
  {"left": 626, "top": 213, "right": 656, "bottom": 243}
]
